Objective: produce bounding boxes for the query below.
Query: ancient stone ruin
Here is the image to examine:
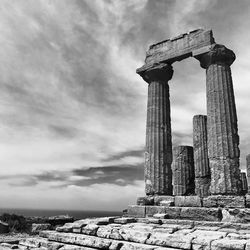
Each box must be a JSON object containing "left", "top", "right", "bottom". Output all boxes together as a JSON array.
[
  {"left": 5, "top": 29, "right": 250, "bottom": 250},
  {"left": 136, "top": 29, "right": 242, "bottom": 199}
]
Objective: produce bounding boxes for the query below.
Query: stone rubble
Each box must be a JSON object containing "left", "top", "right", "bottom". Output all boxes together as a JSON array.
[{"left": 2, "top": 216, "right": 250, "bottom": 250}]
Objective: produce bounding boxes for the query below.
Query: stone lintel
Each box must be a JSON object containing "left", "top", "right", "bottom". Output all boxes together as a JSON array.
[
  {"left": 137, "top": 29, "right": 214, "bottom": 74},
  {"left": 203, "top": 195, "right": 245, "bottom": 208}
]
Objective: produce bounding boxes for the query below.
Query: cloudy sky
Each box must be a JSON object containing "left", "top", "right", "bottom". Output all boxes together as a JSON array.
[{"left": 0, "top": 0, "right": 250, "bottom": 211}]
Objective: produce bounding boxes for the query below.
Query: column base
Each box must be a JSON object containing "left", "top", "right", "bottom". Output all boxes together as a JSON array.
[
  {"left": 203, "top": 195, "right": 245, "bottom": 208},
  {"left": 137, "top": 195, "right": 174, "bottom": 206},
  {"left": 137, "top": 195, "right": 247, "bottom": 208}
]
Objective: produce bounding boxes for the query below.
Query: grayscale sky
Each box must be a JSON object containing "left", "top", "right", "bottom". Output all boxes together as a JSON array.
[{"left": 0, "top": 0, "right": 250, "bottom": 211}]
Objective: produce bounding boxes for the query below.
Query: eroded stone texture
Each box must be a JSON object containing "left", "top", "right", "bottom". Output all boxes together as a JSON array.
[
  {"left": 172, "top": 146, "right": 195, "bottom": 196},
  {"left": 154, "top": 196, "right": 175, "bottom": 206},
  {"left": 137, "top": 196, "right": 154, "bottom": 206},
  {"left": 195, "top": 44, "right": 241, "bottom": 195},
  {"left": 240, "top": 172, "right": 248, "bottom": 195},
  {"left": 203, "top": 195, "right": 245, "bottom": 208},
  {"left": 137, "top": 63, "right": 173, "bottom": 195},
  {"left": 193, "top": 115, "right": 210, "bottom": 197},
  {"left": 137, "top": 29, "right": 214, "bottom": 73},
  {"left": 174, "top": 196, "right": 202, "bottom": 207},
  {"left": 247, "top": 155, "right": 250, "bottom": 193}
]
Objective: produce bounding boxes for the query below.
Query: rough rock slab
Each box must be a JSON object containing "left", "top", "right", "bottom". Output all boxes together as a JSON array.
[
  {"left": 174, "top": 196, "right": 202, "bottom": 207},
  {"left": 203, "top": 195, "right": 245, "bottom": 208},
  {"left": 137, "top": 196, "right": 154, "bottom": 206},
  {"left": 137, "top": 29, "right": 214, "bottom": 72},
  {"left": 127, "top": 205, "right": 146, "bottom": 218},
  {"left": 245, "top": 194, "right": 250, "bottom": 208},
  {"left": 211, "top": 238, "right": 247, "bottom": 250},
  {"left": 32, "top": 223, "right": 51, "bottom": 234},
  {"left": 221, "top": 208, "right": 250, "bottom": 223},
  {"left": 145, "top": 206, "right": 166, "bottom": 217},
  {"left": 164, "top": 207, "right": 182, "bottom": 219},
  {"left": 154, "top": 196, "right": 175, "bottom": 206},
  {"left": 180, "top": 207, "right": 220, "bottom": 221}
]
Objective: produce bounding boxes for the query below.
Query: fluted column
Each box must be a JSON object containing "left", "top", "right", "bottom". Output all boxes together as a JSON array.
[
  {"left": 172, "top": 146, "right": 195, "bottom": 196},
  {"left": 246, "top": 155, "right": 250, "bottom": 193},
  {"left": 137, "top": 63, "right": 173, "bottom": 195},
  {"left": 193, "top": 115, "right": 210, "bottom": 197},
  {"left": 240, "top": 172, "right": 248, "bottom": 195},
  {"left": 196, "top": 44, "right": 241, "bottom": 195}
]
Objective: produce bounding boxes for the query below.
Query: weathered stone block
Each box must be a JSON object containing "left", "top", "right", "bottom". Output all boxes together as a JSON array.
[
  {"left": 127, "top": 205, "right": 146, "bottom": 218},
  {"left": 32, "top": 223, "right": 52, "bottom": 234},
  {"left": 81, "top": 224, "right": 99, "bottom": 235},
  {"left": 174, "top": 196, "right": 202, "bottom": 207},
  {"left": 245, "top": 194, "right": 250, "bottom": 208},
  {"left": 153, "top": 213, "right": 168, "bottom": 219},
  {"left": 211, "top": 238, "right": 247, "bottom": 250},
  {"left": 180, "top": 207, "right": 220, "bottom": 221},
  {"left": 191, "top": 230, "right": 227, "bottom": 250},
  {"left": 137, "top": 196, "right": 154, "bottom": 206},
  {"left": 114, "top": 217, "right": 136, "bottom": 224},
  {"left": 154, "top": 195, "right": 174, "bottom": 206},
  {"left": 19, "top": 238, "right": 45, "bottom": 248},
  {"left": 159, "top": 200, "right": 174, "bottom": 207},
  {"left": 164, "top": 207, "right": 181, "bottom": 219},
  {"left": 221, "top": 208, "right": 250, "bottom": 223},
  {"left": 145, "top": 206, "right": 166, "bottom": 217},
  {"left": 75, "top": 233, "right": 112, "bottom": 249},
  {"left": 146, "top": 231, "right": 194, "bottom": 249},
  {"left": 203, "top": 195, "right": 245, "bottom": 208},
  {"left": 137, "top": 29, "right": 214, "bottom": 73},
  {"left": 119, "top": 227, "right": 150, "bottom": 244},
  {"left": 96, "top": 225, "right": 113, "bottom": 239}
]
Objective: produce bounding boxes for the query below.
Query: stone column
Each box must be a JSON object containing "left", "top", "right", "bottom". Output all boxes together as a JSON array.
[
  {"left": 247, "top": 155, "right": 250, "bottom": 193},
  {"left": 240, "top": 172, "right": 248, "bottom": 195},
  {"left": 172, "top": 146, "right": 195, "bottom": 196},
  {"left": 137, "top": 63, "right": 173, "bottom": 195},
  {"left": 196, "top": 44, "right": 241, "bottom": 195},
  {"left": 193, "top": 115, "right": 210, "bottom": 197}
]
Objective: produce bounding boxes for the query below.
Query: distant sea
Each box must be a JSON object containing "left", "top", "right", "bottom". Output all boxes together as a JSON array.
[{"left": 0, "top": 208, "right": 122, "bottom": 220}]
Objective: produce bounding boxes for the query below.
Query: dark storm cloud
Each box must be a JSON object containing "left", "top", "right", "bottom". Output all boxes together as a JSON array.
[
  {"left": 72, "top": 164, "right": 144, "bottom": 186},
  {"left": 103, "top": 149, "right": 144, "bottom": 162},
  {"left": 34, "top": 171, "right": 67, "bottom": 182},
  {"left": 4, "top": 163, "right": 144, "bottom": 188}
]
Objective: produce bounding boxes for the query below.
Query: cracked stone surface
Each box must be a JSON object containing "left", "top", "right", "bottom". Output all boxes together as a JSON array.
[
  {"left": 193, "top": 115, "right": 210, "bottom": 197},
  {"left": 5, "top": 216, "right": 250, "bottom": 250},
  {"left": 141, "top": 63, "right": 173, "bottom": 195},
  {"left": 172, "top": 146, "right": 195, "bottom": 196},
  {"left": 195, "top": 44, "right": 241, "bottom": 195}
]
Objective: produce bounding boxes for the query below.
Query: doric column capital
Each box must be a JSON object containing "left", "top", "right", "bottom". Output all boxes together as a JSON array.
[
  {"left": 137, "top": 62, "right": 173, "bottom": 83},
  {"left": 196, "top": 44, "right": 235, "bottom": 69}
]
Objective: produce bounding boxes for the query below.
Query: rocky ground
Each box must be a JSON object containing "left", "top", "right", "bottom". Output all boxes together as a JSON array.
[{"left": 1, "top": 216, "right": 250, "bottom": 249}]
